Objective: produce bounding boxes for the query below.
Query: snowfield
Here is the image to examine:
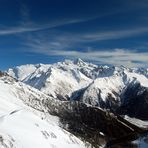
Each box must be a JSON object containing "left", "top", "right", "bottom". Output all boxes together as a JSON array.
[
  {"left": 0, "top": 75, "right": 86, "bottom": 148},
  {"left": 0, "top": 110, "right": 85, "bottom": 148}
]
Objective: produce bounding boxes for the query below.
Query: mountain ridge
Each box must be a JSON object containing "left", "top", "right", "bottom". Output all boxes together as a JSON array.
[
  {"left": 7, "top": 59, "right": 148, "bottom": 120},
  {"left": 0, "top": 59, "right": 148, "bottom": 147}
]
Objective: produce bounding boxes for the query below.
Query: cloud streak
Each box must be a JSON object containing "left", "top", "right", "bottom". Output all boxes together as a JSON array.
[
  {"left": 0, "top": 13, "right": 113, "bottom": 36},
  {"left": 22, "top": 26, "right": 148, "bottom": 51},
  {"left": 82, "top": 27, "right": 148, "bottom": 41},
  {"left": 20, "top": 27, "right": 148, "bottom": 68},
  {"left": 23, "top": 35, "right": 148, "bottom": 67},
  {"left": 30, "top": 48, "right": 148, "bottom": 67}
]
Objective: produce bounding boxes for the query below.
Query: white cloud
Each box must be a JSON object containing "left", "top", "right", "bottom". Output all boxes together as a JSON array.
[
  {"left": 24, "top": 41, "right": 148, "bottom": 68},
  {"left": 21, "top": 30, "right": 148, "bottom": 68},
  {"left": 82, "top": 27, "right": 148, "bottom": 41},
  {"left": 0, "top": 14, "right": 111, "bottom": 36},
  {"left": 22, "top": 26, "right": 148, "bottom": 51}
]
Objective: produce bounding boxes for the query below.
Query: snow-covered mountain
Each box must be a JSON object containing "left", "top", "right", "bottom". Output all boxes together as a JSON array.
[
  {"left": 8, "top": 60, "right": 91, "bottom": 100},
  {"left": 8, "top": 59, "right": 148, "bottom": 119},
  {"left": 1, "top": 59, "right": 148, "bottom": 147},
  {"left": 72, "top": 68, "right": 148, "bottom": 109},
  {"left": 0, "top": 72, "right": 86, "bottom": 148},
  {"left": 1, "top": 71, "right": 144, "bottom": 148}
]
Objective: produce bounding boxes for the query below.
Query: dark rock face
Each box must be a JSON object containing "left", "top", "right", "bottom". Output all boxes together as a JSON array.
[
  {"left": 0, "top": 134, "right": 16, "bottom": 148},
  {"left": 45, "top": 100, "right": 145, "bottom": 147},
  {"left": 71, "top": 79, "right": 148, "bottom": 120},
  {"left": 117, "top": 82, "right": 148, "bottom": 120},
  {"left": 71, "top": 84, "right": 120, "bottom": 110},
  {"left": 0, "top": 71, "right": 6, "bottom": 77}
]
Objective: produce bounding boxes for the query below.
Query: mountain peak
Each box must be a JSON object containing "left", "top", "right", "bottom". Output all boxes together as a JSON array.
[{"left": 73, "top": 58, "right": 87, "bottom": 66}]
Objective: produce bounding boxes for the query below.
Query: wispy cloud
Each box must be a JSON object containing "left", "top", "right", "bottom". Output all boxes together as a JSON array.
[
  {"left": 0, "top": 17, "right": 99, "bottom": 36},
  {"left": 20, "top": 26, "right": 148, "bottom": 68},
  {"left": 0, "top": 1, "right": 105, "bottom": 36},
  {"left": 22, "top": 26, "right": 148, "bottom": 50},
  {"left": 0, "top": 11, "right": 115, "bottom": 36},
  {"left": 23, "top": 32, "right": 148, "bottom": 67},
  {"left": 1, "top": 1, "right": 148, "bottom": 37},
  {"left": 28, "top": 46, "right": 148, "bottom": 67},
  {"left": 21, "top": 27, "right": 147, "bottom": 56},
  {"left": 82, "top": 27, "right": 148, "bottom": 41},
  {"left": 0, "top": 0, "right": 148, "bottom": 37},
  {"left": 19, "top": 3, "right": 31, "bottom": 25},
  {"left": 0, "top": 26, "right": 44, "bottom": 35}
]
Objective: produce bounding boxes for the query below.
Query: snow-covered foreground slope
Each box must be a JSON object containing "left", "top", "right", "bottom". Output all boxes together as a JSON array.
[
  {"left": 0, "top": 110, "right": 85, "bottom": 148},
  {"left": 0, "top": 74, "right": 86, "bottom": 148}
]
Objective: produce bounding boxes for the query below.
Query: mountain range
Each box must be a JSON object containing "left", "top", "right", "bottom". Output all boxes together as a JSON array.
[
  {"left": 8, "top": 59, "right": 148, "bottom": 119},
  {"left": 0, "top": 59, "right": 148, "bottom": 148}
]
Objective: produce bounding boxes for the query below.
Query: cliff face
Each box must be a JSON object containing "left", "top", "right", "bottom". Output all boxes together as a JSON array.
[
  {"left": 117, "top": 82, "right": 148, "bottom": 120},
  {"left": 45, "top": 100, "right": 146, "bottom": 147}
]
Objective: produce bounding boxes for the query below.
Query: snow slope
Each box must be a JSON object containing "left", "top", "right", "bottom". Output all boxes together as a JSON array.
[
  {"left": 77, "top": 68, "right": 148, "bottom": 107},
  {"left": 0, "top": 74, "right": 86, "bottom": 148},
  {"left": 8, "top": 59, "right": 92, "bottom": 100}
]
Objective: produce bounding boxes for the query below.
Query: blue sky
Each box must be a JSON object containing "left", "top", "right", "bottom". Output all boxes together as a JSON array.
[{"left": 0, "top": 0, "right": 148, "bottom": 70}]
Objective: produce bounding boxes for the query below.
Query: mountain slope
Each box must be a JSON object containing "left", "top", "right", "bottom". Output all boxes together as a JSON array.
[
  {"left": 8, "top": 59, "right": 148, "bottom": 119},
  {"left": 1, "top": 71, "right": 145, "bottom": 148},
  {"left": 74, "top": 69, "right": 148, "bottom": 106},
  {"left": 0, "top": 72, "right": 86, "bottom": 148},
  {"left": 2, "top": 60, "right": 148, "bottom": 147},
  {"left": 8, "top": 60, "right": 91, "bottom": 100}
]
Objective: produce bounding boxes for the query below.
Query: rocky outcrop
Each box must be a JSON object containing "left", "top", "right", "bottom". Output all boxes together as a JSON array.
[
  {"left": 117, "top": 81, "right": 148, "bottom": 120},
  {"left": 45, "top": 100, "right": 146, "bottom": 147}
]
